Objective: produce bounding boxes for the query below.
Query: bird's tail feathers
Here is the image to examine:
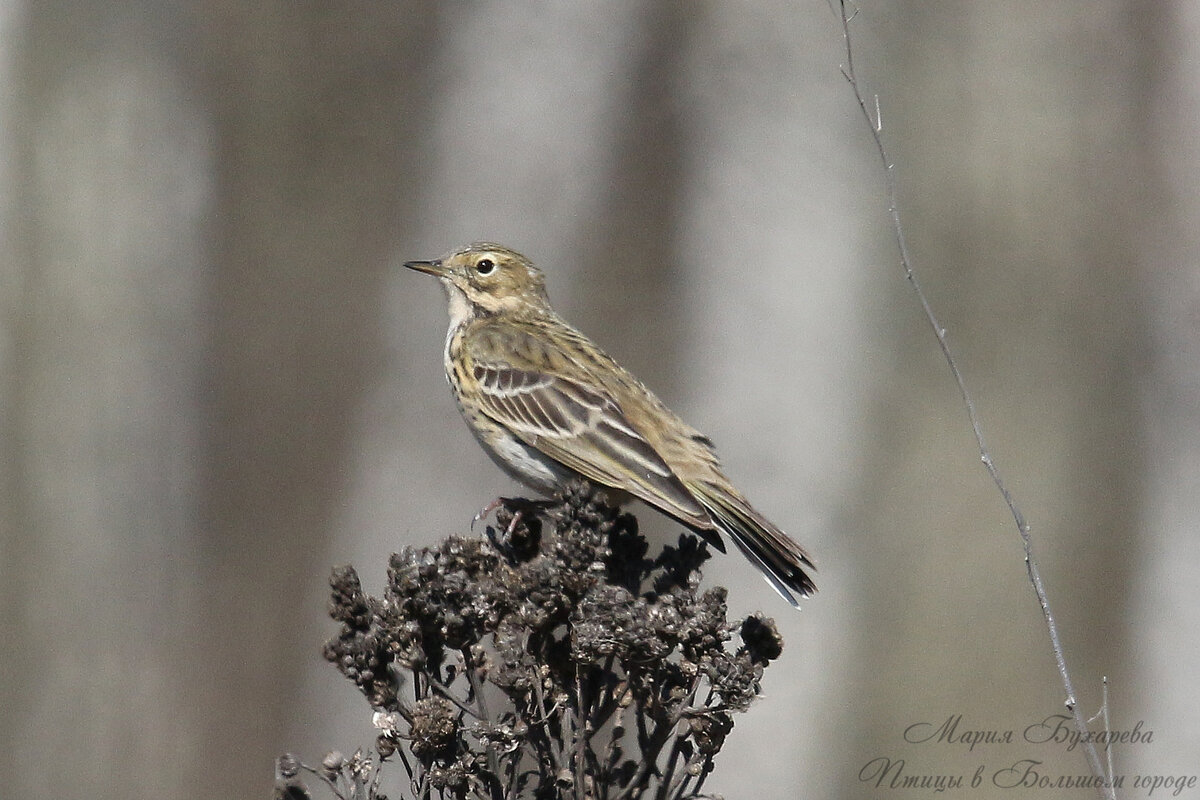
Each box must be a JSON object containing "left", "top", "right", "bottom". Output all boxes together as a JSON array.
[{"left": 692, "top": 483, "right": 817, "bottom": 608}]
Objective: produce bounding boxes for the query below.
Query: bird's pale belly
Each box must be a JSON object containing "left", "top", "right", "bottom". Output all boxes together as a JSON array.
[
  {"left": 453, "top": 394, "right": 574, "bottom": 494},
  {"left": 481, "top": 424, "right": 573, "bottom": 493}
]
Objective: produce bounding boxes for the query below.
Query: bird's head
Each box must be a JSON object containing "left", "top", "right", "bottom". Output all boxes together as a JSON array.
[{"left": 405, "top": 243, "right": 551, "bottom": 318}]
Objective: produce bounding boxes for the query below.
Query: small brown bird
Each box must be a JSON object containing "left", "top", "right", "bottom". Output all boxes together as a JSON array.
[{"left": 406, "top": 243, "right": 815, "bottom": 606}]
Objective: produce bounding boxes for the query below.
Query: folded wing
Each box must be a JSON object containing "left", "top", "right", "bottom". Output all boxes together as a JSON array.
[{"left": 469, "top": 359, "right": 711, "bottom": 528}]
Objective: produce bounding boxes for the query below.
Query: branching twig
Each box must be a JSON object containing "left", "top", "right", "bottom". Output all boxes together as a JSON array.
[
  {"left": 1089, "top": 676, "right": 1116, "bottom": 787},
  {"left": 427, "top": 675, "right": 483, "bottom": 719},
  {"left": 835, "top": 2, "right": 1114, "bottom": 797},
  {"left": 532, "top": 669, "right": 567, "bottom": 776}
]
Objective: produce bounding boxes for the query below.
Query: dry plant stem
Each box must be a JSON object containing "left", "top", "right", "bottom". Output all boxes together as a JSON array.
[
  {"left": 835, "top": 2, "right": 1114, "bottom": 798},
  {"left": 574, "top": 667, "right": 586, "bottom": 800},
  {"left": 657, "top": 732, "right": 688, "bottom": 800},
  {"left": 396, "top": 746, "right": 416, "bottom": 788},
  {"left": 428, "top": 675, "right": 481, "bottom": 719},
  {"left": 532, "top": 669, "right": 566, "bottom": 776},
  {"left": 690, "top": 760, "right": 714, "bottom": 798},
  {"left": 614, "top": 677, "right": 701, "bottom": 800},
  {"left": 371, "top": 757, "right": 386, "bottom": 799},
  {"left": 463, "top": 647, "right": 504, "bottom": 800},
  {"left": 307, "top": 765, "right": 343, "bottom": 799}
]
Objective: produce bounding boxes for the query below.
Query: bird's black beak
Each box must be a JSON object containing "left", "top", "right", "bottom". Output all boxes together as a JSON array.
[{"left": 403, "top": 258, "right": 447, "bottom": 277}]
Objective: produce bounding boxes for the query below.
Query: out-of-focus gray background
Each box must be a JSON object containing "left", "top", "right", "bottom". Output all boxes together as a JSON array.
[{"left": 2, "top": 2, "right": 1196, "bottom": 798}]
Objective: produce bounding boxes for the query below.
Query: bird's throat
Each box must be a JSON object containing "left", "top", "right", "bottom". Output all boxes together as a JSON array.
[{"left": 444, "top": 283, "right": 474, "bottom": 328}]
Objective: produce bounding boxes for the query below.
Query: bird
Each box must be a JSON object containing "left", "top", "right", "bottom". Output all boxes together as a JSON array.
[{"left": 404, "top": 242, "right": 815, "bottom": 606}]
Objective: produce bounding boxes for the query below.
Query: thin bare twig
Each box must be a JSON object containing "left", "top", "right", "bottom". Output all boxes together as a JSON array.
[
  {"left": 1102, "top": 677, "right": 1115, "bottom": 784},
  {"left": 835, "top": 2, "right": 1114, "bottom": 798},
  {"left": 1089, "top": 676, "right": 1116, "bottom": 786}
]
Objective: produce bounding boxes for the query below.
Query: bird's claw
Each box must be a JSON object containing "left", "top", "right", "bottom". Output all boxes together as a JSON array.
[{"left": 471, "top": 498, "right": 506, "bottom": 532}]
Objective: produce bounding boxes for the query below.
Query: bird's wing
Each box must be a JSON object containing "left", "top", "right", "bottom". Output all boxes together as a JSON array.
[{"left": 466, "top": 327, "right": 710, "bottom": 527}]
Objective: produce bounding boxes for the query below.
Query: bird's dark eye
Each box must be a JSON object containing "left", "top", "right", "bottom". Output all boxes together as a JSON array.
[{"left": 476, "top": 258, "right": 495, "bottom": 275}]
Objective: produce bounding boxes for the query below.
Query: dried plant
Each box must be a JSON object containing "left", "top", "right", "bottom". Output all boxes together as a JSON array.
[{"left": 279, "top": 481, "right": 785, "bottom": 800}]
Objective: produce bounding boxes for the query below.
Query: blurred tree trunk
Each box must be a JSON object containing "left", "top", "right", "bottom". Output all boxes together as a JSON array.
[
  {"left": 1134, "top": 0, "right": 1200, "bottom": 777},
  {"left": 1, "top": 3, "right": 435, "bottom": 798},
  {"left": 833, "top": 2, "right": 1152, "bottom": 795},
  {"left": 569, "top": 2, "right": 691, "bottom": 383},
  {"left": 186, "top": 5, "right": 435, "bottom": 797},
  {"left": 673, "top": 5, "right": 873, "bottom": 795},
  {"left": 1, "top": 5, "right": 210, "bottom": 798}
]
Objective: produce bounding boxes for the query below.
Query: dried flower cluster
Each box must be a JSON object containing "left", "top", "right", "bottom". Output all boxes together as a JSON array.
[{"left": 280, "top": 481, "right": 784, "bottom": 800}]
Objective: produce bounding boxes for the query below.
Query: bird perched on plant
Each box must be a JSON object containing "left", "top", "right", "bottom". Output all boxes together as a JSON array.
[{"left": 405, "top": 243, "right": 815, "bottom": 606}]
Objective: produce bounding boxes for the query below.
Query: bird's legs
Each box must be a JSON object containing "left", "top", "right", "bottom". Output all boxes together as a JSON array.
[{"left": 472, "top": 496, "right": 553, "bottom": 537}]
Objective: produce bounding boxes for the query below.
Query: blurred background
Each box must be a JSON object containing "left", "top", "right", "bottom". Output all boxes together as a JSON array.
[{"left": 2, "top": 2, "right": 1196, "bottom": 798}]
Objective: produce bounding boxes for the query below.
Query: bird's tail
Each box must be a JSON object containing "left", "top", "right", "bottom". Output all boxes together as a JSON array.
[{"left": 691, "top": 482, "right": 816, "bottom": 608}]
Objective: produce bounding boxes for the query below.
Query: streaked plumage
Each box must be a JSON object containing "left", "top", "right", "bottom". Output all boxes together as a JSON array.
[{"left": 405, "top": 243, "right": 815, "bottom": 606}]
